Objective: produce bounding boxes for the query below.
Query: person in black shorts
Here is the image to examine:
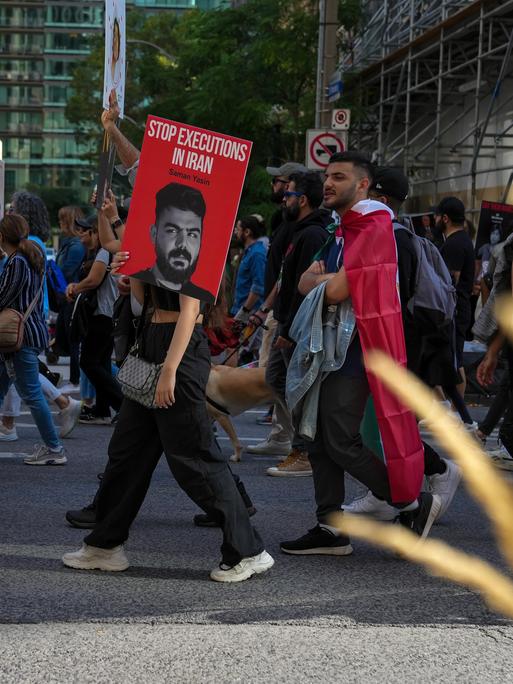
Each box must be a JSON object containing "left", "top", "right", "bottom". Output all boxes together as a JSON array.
[{"left": 435, "top": 197, "right": 475, "bottom": 395}]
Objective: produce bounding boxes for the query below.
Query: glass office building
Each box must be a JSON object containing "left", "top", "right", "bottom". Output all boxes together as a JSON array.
[{"left": 0, "top": 0, "right": 226, "bottom": 201}]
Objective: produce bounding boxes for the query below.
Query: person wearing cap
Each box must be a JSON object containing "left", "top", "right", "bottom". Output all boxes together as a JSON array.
[
  {"left": 435, "top": 197, "right": 475, "bottom": 397},
  {"left": 246, "top": 161, "right": 309, "bottom": 456},
  {"left": 66, "top": 215, "right": 123, "bottom": 425}
]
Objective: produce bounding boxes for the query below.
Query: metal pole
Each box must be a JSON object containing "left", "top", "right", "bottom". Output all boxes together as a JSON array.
[
  {"left": 471, "top": 3, "right": 485, "bottom": 213},
  {"left": 320, "top": 0, "right": 339, "bottom": 128},
  {"left": 403, "top": 0, "right": 415, "bottom": 175},
  {"left": 315, "top": 0, "right": 325, "bottom": 129},
  {"left": 126, "top": 39, "right": 174, "bottom": 61},
  {"left": 471, "top": 27, "right": 513, "bottom": 182},
  {"left": 433, "top": 27, "right": 444, "bottom": 200}
]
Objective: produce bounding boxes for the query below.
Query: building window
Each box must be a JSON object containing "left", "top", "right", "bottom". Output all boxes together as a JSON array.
[
  {"left": 0, "top": 59, "right": 43, "bottom": 81},
  {"left": 44, "top": 84, "right": 69, "bottom": 105},
  {"left": 0, "top": 33, "right": 44, "bottom": 56},
  {"left": 45, "top": 33, "right": 88, "bottom": 53},
  {"left": 0, "top": 111, "right": 43, "bottom": 134},
  {"left": 0, "top": 85, "right": 43, "bottom": 106},
  {"left": 46, "top": 6, "right": 103, "bottom": 27}
]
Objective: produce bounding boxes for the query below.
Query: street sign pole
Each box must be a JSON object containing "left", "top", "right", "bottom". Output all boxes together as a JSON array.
[{"left": 315, "top": 0, "right": 339, "bottom": 128}]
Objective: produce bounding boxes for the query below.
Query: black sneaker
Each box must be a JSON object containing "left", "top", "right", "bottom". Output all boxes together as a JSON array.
[
  {"left": 280, "top": 525, "right": 353, "bottom": 556},
  {"left": 65, "top": 503, "right": 97, "bottom": 529},
  {"left": 398, "top": 492, "right": 441, "bottom": 540},
  {"left": 193, "top": 506, "right": 257, "bottom": 527}
]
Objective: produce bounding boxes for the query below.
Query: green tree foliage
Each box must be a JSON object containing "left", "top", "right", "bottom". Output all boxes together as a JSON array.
[{"left": 67, "top": 0, "right": 361, "bottom": 219}]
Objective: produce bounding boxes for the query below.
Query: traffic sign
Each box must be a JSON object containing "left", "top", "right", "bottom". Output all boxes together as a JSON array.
[
  {"left": 327, "top": 70, "right": 343, "bottom": 103},
  {"left": 331, "top": 108, "right": 351, "bottom": 130},
  {"left": 306, "top": 129, "right": 347, "bottom": 170}
]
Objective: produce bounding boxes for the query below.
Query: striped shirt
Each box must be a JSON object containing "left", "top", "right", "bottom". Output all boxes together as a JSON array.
[{"left": 0, "top": 252, "right": 48, "bottom": 350}]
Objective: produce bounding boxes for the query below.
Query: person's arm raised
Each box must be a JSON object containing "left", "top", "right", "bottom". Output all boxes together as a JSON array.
[{"left": 102, "top": 90, "right": 140, "bottom": 170}]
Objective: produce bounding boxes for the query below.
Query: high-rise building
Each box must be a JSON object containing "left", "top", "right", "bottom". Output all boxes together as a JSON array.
[{"left": 0, "top": 0, "right": 225, "bottom": 202}]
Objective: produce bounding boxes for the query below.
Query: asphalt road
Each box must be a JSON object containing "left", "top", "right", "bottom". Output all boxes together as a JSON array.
[{"left": 1, "top": 362, "right": 513, "bottom": 682}]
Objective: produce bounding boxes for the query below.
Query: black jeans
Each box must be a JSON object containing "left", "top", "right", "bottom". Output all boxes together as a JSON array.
[
  {"left": 265, "top": 335, "right": 304, "bottom": 450},
  {"left": 85, "top": 323, "right": 263, "bottom": 566},
  {"left": 309, "top": 369, "right": 392, "bottom": 522},
  {"left": 80, "top": 314, "right": 122, "bottom": 418},
  {"left": 56, "top": 301, "right": 80, "bottom": 384}
]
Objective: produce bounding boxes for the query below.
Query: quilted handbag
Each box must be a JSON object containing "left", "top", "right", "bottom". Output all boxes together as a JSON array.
[{"left": 117, "top": 349, "right": 162, "bottom": 409}]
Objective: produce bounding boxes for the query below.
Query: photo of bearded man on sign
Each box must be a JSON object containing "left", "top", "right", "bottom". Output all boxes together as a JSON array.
[{"left": 132, "top": 181, "right": 212, "bottom": 301}]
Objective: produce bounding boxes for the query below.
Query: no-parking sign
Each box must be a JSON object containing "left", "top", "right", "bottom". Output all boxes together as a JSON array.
[
  {"left": 332, "top": 108, "right": 351, "bottom": 130},
  {"left": 305, "top": 129, "right": 347, "bottom": 170}
]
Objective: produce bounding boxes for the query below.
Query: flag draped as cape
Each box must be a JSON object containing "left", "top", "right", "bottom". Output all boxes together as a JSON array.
[{"left": 341, "top": 199, "right": 424, "bottom": 502}]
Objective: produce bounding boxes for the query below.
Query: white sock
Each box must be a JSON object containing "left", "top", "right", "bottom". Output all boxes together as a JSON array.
[{"left": 319, "top": 523, "right": 340, "bottom": 535}]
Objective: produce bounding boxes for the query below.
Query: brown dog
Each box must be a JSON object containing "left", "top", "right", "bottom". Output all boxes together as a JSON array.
[{"left": 206, "top": 365, "right": 274, "bottom": 462}]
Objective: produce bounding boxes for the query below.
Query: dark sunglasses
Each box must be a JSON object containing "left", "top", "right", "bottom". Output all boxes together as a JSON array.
[{"left": 283, "top": 191, "right": 303, "bottom": 198}]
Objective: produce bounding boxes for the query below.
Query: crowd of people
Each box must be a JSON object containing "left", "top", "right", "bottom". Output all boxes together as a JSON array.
[{"left": 1, "top": 94, "right": 512, "bottom": 582}]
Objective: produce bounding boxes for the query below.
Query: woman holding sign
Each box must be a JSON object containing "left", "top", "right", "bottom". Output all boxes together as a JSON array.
[{"left": 62, "top": 257, "right": 273, "bottom": 583}]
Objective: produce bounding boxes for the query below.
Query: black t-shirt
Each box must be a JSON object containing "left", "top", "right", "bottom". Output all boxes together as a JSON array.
[
  {"left": 263, "top": 220, "right": 293, "bottom": 298},
  {"left": 439, "top": 229, "right": 475, "bottom": 309}
]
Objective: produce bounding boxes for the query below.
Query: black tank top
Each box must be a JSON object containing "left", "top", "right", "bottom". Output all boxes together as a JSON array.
[
  {"left": 151, "top": 285, "right": 180, "bottom": 311},
  {"left": 149, "top": 285, "right": 205, "bottom": 313}
]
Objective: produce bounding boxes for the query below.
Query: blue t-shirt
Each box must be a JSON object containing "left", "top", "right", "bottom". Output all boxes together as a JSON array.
[
  {"left": 323, "top": 238, "right": 365, "bottom": 377},
  {"left": 231, "top": 240, "right": 267, "bottom": 314}
]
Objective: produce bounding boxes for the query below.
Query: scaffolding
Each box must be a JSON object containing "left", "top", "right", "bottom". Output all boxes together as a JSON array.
[{"left": 340, "top": 0, "right": 513, "bottom": 212}]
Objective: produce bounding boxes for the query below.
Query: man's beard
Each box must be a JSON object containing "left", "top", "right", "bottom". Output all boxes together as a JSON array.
[
  {"left": 271, "top": 188, "right": 285, "bottom": 204},
  {"left": 432, "top": 219, "right": 444, "bottom": 240},
  {"left": 283, "top": 202, "right": 300, "bottom": 222},
  {"left": 324, "top": 182, "right": 359, "bottom": 212},
  {"left": 156, "top": 248, "right": 198, "bottom": 285}
]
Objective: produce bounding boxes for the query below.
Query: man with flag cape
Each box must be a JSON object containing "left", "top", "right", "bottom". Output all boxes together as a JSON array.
[{"left": 280, "top": 152, "right": 441, "bottom": 558}]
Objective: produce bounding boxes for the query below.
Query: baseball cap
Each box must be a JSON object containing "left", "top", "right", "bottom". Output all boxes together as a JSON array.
[
  {"left": 75, "top": 215, "right": 97, "bottom": 231},
  {"left": 266, "top": 161, "right": 308, "bottom": 178},
  {"left": 436, "top": 196, "right": 466, "bottom": 223},
  {"left": 370, "top": 167, "right": 409, "bottom": 202}
]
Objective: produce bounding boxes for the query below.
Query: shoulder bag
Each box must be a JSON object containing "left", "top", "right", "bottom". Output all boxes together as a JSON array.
[
  {"left": 0, "top": 278, "right": 44, "bottom": 354},
  {"left": 117, "top": 287, "right": 163, "bottom": 409}
]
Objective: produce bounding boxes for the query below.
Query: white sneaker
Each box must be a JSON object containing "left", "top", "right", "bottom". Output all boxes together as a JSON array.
[
  {"left": 487, "top": 446, "right": 513, "bottom": 472},
  {"left": 343, "top": 491, "right": 396, "bottom": 521},
  {"left": 62, "top": 543, "right": 129, "bottom": 571},
  {"left": 24, "top": 444, "right": 67, "bottom": 466},
  {"left": 59, "top": 397, "right": 82, "bottom": 438},
  {"left": 0, "top": 424, "right": 18, "bottom": 441},
  {"left": 210, "top": 550, "right": 274, "bottom": 583},
  {"left": 427, "top": 458, "right": 461, "bottom": 519},
  {"left": 246, "top": 439, "right": 291, "bottom": 456},
  {"left": 463, "top": 421, "right": 482, "bottom": 442},
  {"left": 59, "top": 383, "right": 80, "bottom": 395}
]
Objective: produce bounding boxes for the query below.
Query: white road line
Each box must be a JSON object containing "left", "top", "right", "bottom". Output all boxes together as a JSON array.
[{"left": 0, "top": 452, "right": 29, "bottom": 459}]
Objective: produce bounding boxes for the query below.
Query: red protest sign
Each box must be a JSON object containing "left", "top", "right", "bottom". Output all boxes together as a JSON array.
[{"left": 120, "top": 116, "right": 252, "bottom": 303}]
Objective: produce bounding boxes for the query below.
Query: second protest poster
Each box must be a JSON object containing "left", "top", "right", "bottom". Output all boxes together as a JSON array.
[{"left": 119, "top": 116, "right": 252, "bottom": 303}]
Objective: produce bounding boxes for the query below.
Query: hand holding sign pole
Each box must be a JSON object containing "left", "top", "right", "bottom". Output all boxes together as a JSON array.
[
  {"left": 119, "top": 116, "right": 252, "bottom": 303},
  {"left": 96, "top": 1, "right": 126, "bottom": 209}
]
